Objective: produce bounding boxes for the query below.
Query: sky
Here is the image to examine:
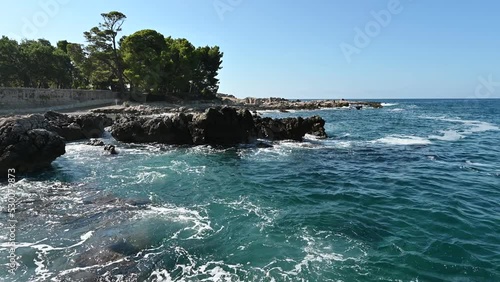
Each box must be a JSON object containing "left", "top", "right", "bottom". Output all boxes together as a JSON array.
[{"left": 1, "top": 0, "right": 500, "bottom": 99}]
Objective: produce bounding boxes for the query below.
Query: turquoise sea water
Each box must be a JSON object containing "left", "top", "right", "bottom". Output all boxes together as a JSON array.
[{"left": 1, "top": 99, "right": 499, "bottom": 281}]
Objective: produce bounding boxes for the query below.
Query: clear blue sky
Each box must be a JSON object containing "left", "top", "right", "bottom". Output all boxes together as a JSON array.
[{"left": 1, "top": 0, "right": 499, "bottom": 99}]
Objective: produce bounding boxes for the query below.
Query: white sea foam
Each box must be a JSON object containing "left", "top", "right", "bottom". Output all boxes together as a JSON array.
[
  {"left": 150, "top": 269, "right": 174, "bottom": 281},
  {"left": 217, "top": 197, "right": 278, "bottom": 230},
  {"left": 135, "top": 205, "right": 213, "bottom": 240},
  {"left": 389, "top": 108, "right": 404, "bottom": 112},
  {"left": 322, "top": 140, "right": 353, "bottom": 149},
  {"left": 421, "top": 116, "right": 499, "bottom": 143},
  {"left": 0, "top": 231, "right": 95, "bottom": 281},
  {"left": 428, "top": 130, "right": 464, "bottom": 141},
  {"left": 170, "top": 160, "right": 206, "bottom": 175},
  {"left": 465, "top": 161, "right": 493, "bottom": 167},
  {"left": 375, "top": 135, "right": 432, "bottom": 146},
  {"left": 136, "top": 171, "right": 167, "bottom": 184},
  {"left": 422, "top": 116, "right": 499, "bottom": 134},
  {"left": 381, "top": 103, "right": 399, "bottom": 107}
]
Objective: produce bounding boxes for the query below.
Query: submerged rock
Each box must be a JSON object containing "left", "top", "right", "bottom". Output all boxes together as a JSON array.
[
  {"left": 111, "top": 107, "right": 327, "bottom": 145},
  {"left": 0, "top": 115, "right": 66, "bottom": 174},
  {"left": 104, "top": 144, "right": 118, "bottom": 155}
]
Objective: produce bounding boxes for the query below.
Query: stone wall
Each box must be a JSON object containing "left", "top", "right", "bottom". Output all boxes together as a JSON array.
[{"left": 0, "top": 88, "right": 118, "bottom": 115}]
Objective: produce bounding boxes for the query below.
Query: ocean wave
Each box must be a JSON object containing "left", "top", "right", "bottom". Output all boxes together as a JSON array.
[
  {"left": 148, "top": 249, "right": 246, "bottom": 282},
  {"left": 381, "top": 103, "right": 399, "bottom": 107},
  {"left": 136, "top": 171, "right": 167, "bottom": 184},
  {"left": 321, "top": 139, "right": 353, "bottom": 149},
  {"left": 170, "top": 160, "right": 206, "bottom": 175},
  {"left": 214, "top": 197, "right": 278, "bottom": 230},
  {"left": 428, "top": 130, "right": 464, "bottom": 141},
  {"left": 134, "top": 204, "right": 213, "bottom": 240},
  {"left": 421, "top": 116, "right": 499, "bottom": 133},
  {"left": 422, "top": 116, "right": 499, "bottom": 142},
  {"left": 0, "top": 231, "right": 95, "bottom": 281},
  {"left": 145, "top": 228, "right": 367, "bottom": 281},
  {"left": 374, "top": 135, "right": 432, "bottom": 146}
]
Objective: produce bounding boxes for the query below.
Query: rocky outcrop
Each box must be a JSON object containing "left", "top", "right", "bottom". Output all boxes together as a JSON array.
[
  {"left": 189, "top": 107, "right": 255, "bottom": 145},
  {"left": 86, "top": 138, "right": 105, "bottom": 146},
  {"left": 44, "top": 111, "right": 113, "bottom": 141},
  {"left": 0, "top": 115, "right": 66, "bottom": 173},
  {"left": 111, "top": 107, "right": 327, "bottom": 145},
  {"left": 112, "top": 113, "right": 194, "bottom": 144},
  {"left": 255, "top": 115, "right": 327, "bottom": 141},
  {"left": 0, "top": 112, "right": 113, "bottom": 175}
]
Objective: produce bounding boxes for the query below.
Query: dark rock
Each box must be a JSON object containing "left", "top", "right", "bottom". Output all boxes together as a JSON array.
[
  {"left": 255, "top": 141, "right": 274, "bottom": 148},
  {"left": 104, "top": 144, "right": 118, "bottom": 155},
  {"left": 112, "top": 113, "right": 193, "bottom": 144},
  {"left": 86, "top": 139, "right": 105, "bottom": 146},
  {"left": 302, "top": 115, "right": 327, "bottom": 139},
  {"left": 75, "top": 247, "right": 125, "bottom": 268},
  {"left": 44, "top": 111, "right": 113, "bottom": 141},
  {"left": 0, "top": 115, "right": 66, "bottom": 174},
  {"left": 108, "top": 240, "right": 140, "bottom": 256},
  {"left": 189, "top": 107, "right": 256, "bottom": 145},
  {"left": 255, "top": 115, "right": 327, "bottom": 141},
  {"left": 111, "top": 107, "right": 327, "bottom": 145}
]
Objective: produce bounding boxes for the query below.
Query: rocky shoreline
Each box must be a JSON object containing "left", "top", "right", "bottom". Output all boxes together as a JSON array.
[
  {"left": 90, "top": 96, "right": 383, "bottom": 116},
  {"left": 0, "top": 107, "right": 329, "bottom": 175}
]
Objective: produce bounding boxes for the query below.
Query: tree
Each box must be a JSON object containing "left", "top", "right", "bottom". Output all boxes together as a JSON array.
[
  {"left": 121, "top": 29, "right": 166, "bottom": 94},
  {"left": 57, "top": 40, "right": 69, "bottom": 53},
  {"left": 168, "top": 38, "right": 197, "bottom": 94},
  {"left": 194, "top": 46, "right": 223, "bottom": 98},
  {"left": 0, "top": 36, "right": 22, "bottom": 87},
  {"left": 84, "top": 11, "right": 127, "bottom": 93}
]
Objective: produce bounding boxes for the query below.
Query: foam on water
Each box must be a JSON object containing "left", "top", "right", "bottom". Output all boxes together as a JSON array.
[
  {"left": 428, "top": 130, "right": 464, "bottom": 141},
  {"left": 381, "top": 103, "right": 399, "bottom": 107},
  {"left": 374, "top": 135, "right": 432, "bottom": 146},
  {"left": 389, "top": 108, "right": 404, "bottom": 112},
  {"left": 134, "top": 205, "right": 214, "bottom": 240}
]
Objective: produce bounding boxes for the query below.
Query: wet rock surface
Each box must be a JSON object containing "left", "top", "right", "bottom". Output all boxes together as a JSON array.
[
  {"left": 44, "top": 111, "right": 113, "bottom": 141},
  {"left": 0, "top": 112, "right": 113, "bottom": 175},
  {"left": 0, "top": 115, "right": 66, "bottom": 174},
  {"left": 111, "top": 107, "right": 327, "bottom": 145}
]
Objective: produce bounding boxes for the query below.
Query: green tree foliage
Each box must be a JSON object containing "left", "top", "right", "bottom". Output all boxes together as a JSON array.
[
  {"left": 0, "top": 11, "right": 223, "bottom": 99},
  {"left": 0, "top": 37, "right": 73, "bottom": 88},
  {"left": 193, "top": 45, "right": 223, "bottom": 97},
  {"left": 121, "top": 29, "right": 166, "bottom": 94},
  {"left": 122, "top": 32, "right": 223, "bottom": 98},
  {"left": 0, "top": 36, "right": 22, "bottom": 86},
  {"left": 84, "top": 11, "right": 127, "bottom": 93}
]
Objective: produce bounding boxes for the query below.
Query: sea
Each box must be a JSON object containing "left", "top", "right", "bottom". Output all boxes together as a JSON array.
[{"left": 0, "top": 99, "right": 499, "bottom": 281}]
